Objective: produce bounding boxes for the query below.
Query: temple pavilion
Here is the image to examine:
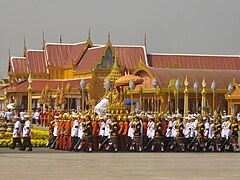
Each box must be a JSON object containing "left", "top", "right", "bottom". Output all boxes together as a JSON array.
[{"left": 1, "top": 31, "right": 240, "bottom": 116}]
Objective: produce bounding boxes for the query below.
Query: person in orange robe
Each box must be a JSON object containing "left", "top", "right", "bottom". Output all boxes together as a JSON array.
[
  {"left": 123, "top": 116, "right": 129, "bottom": 151},
  {"left": 63, "top": 119, "right": 71, "bottom": 150},
  {"left": 55, "top": 120, "right": 64, "bottom": 150},
  {"left": 40, "top": 110, "right": 44, "bottom": 127},
  {"left": 142, "top": 116, "right": 148, "bottom": 149},
  {"left": 118, "top": 116, "right": 124, "bottom": 151},
  {"left": 91, "top": 115, "right": 100, "bottom": 151},
  {"left": 43, "top": 110, "right": 48, "bottom": 127}
]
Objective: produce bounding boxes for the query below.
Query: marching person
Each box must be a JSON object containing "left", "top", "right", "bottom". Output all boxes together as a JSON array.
[
  {"left": 176, "top": 117, "right": 185, "bottom": 152},
  {"left": 130, "top": 116, "right": 142, "bottom": 152},
  {"left": 82, "top": 115, "right": 93, "bottom": 152},
  {"left": 10, "top": 116, "right": 22, "bottom": 150},
  {"left": 230, "top": 118, "right": 239, "bottom": 152},
  {"left": 70, "top": 117, "right": 79, "bottom": 151},
  {"left": 33, "top": 109, "right": 40, "bottom": 126},
  {"left": 92, "top": 115, "right": 100, "bottom": 151},
  {"left": 151, "top": 117, "right": 164, "bottom": 152},
  {"left": 106, "top": 116, "right": 119, "bottom": 152},
  {"left": 98, "top": 117, "right": 110, "bottom": 151},
  {"left": 20, "top": 116, "right": 32, "bottom": 151},
  {"left": 49, "top": 116, "right": 59, "bottom": 149},
  {"left": 145, "top": 116, "right": 155, "bottom": 151}
]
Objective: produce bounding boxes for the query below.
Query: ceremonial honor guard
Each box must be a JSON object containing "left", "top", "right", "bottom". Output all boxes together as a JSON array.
[
  {"left": 230, "top": 118, "right": 239, "bottom": 152},
  {"left": 145, "top": 116, "right": 155, "bottom": 151},
  {"left": 107, "top": 116, "right": 119, "bottom": 152},
  {"left": 214, "top": 119, "right": 222, "bottom": 152},
  {"left": 151, "top": 117, "right": 164, "bottom": 151},
  {"left": 49, "top": 117, "right": 58, "bottom": 149},
  {"left": 70, "top": 118, "right": 79, "bottom": 151},
  {"left": 196, "top": 118, "right": 205, "bottom": 151},
  {"left": 10, "top": 117, "right": 22, "bottom": 150},
  {"left": 176, "top": 118, "right": 185, "bottom": 152},
  {"left": 82, "top": 115, "right": 93, "bottom": 152},
  {"left": 130, "top": 116, "right": 142, "bottom": 152},
  {"left": 98, "top": 117, "right": 110, "bottom": 151},
  {"left": 20, "top": 116, "right": 32, "bottom": 151}
]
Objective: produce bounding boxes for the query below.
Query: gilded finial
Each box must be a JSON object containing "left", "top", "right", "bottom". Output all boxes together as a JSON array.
[
  {"left": 60, "top": 35, "right": 62, "bottom": 43},
  {"left": 23, "top": 37, "right": 27, "bottom": 57},
  {"left": 42, "top": 30, "right": 45, "bottom": 50},
  {"left": 8, "top": 49, "right": 11, "bottom": 61},
  {"left": 202, "top": 77, "right": 206, "bottom": 88},
  {"left": 107, "top": 32, "right": 110, "bottom": 43},
  {"left": 233, "top": 78, "right": 236, "bottom": 84},
  {"left": 88, "top": 28, "right": 91, "bottom": 41}
]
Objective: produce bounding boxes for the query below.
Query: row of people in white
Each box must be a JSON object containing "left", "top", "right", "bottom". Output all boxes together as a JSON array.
[{"left": 11, "top": 117, "right": 32, "bottom": 151}]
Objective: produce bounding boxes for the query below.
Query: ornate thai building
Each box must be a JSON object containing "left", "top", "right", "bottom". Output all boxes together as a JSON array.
[{"left": 1, "top": 31, "right": 240, "bottom": 116}]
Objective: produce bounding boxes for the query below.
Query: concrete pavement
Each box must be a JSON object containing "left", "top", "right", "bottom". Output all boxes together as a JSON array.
[{"left": 0, "top": 148, "right": 240, "bottom": 180}]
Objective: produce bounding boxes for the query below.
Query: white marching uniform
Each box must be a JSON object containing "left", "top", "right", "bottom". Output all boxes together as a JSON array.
[
  {"left": 22, "top": 120, "right": 31, "bottom": 137},
  {"left": 71, "top": 120, "right": 79, "bottom": 137},
  {"left": 204, "top": 121, "right": 210, "bottom": 137},
  {"left": 221, "top": 120, "right": 231, "bottom": 139},
  {"left": 190, "top": 121, "right": 197, "bottom": 138},
  {"left": 99, "top": 121, "right": 110, "bottom": 138},
  {"left": 128, "top": 121, "right": 134, "bottom": 139},
  {"left": 12, "top": 120, "right": 22, "bottom": 138},
  {"left": 147, "top": 121, "right": 155, "bottom": 139},
  {"left": 20, "top": 111, "right": 26, "bottom": 121},
  {"left": 53, "top": 121, "right": 58, "bottom": 137},
  {"left": 184, "top": 122, "right": 191, "bottom": 138},
  {"left": 33, "top": 111, "right": 40, "bottom": 123},
  {"left": 78, "top": 122, "right": 84, "bottom": 139},
  {"left": 208, "top": 123, "right": 215, "bottom": 139},
  {"left": 166, "top": 120, "right": 175, "bottom": 138}
]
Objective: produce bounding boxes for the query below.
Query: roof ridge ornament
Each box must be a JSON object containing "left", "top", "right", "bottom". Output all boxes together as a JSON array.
[
  {"left": 23, "top": 37, "right": 27, "bottom": 57},
  {"left": 88, "top": 28, "right": 91, "bottom": 41},
  {"left": 42, "top": 30, "right": 45, "bottom": 50}
]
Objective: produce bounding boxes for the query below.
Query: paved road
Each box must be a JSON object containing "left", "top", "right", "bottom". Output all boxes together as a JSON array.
[{"left": 0, "top": 148, "right": 239, "bottom": 180}]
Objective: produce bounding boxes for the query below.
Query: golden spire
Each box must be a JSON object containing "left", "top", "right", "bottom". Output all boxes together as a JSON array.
[{"left": 105, "top": 51, "right": 122, "bottom": 83}]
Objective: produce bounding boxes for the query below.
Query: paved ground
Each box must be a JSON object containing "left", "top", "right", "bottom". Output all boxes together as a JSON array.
[{"left": 0, "top": 148, "right": 239, "bottom": 180}]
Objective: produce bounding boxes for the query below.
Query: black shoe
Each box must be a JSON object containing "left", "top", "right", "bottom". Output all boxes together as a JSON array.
[
  {"left": 10, "top": 147, "right": 15, "bottom": 150},
  {"left": 27, "top": 148, "right": 32, "bottom": 151},
  {"left": 19, "top": 148, "right": 25, "bottom": 151}
]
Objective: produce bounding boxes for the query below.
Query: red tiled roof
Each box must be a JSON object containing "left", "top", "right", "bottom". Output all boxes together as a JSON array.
[
  {"left": 11, "top": 57, "right": 28, "bottom": 74},
  {"left": 64, "top": 42, "right": 88, "bottom": 66},
  {"left": 150, "top": 67, "right": 240, "bottom": 89},
  {"left": 75, "top": 45, "right": 147, "bottom": 72},
  {"left": 115, "top": 46, "right": 146, "bottom": 71},
  {"left": 147, "top": 54, "right": 240, "bottom": 70},
  {"left": 27, "top": 50, "right": 47, "bottom": 74},
  {"left": 75, "top": 46, "right": 105, "bottom": 72},
  {"left": 46, "top": 43, "right": 74, "bottom": 67}
]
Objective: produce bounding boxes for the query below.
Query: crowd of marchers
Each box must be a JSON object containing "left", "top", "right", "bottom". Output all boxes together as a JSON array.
[{"left": 43, "top": 112, "right": 239, "bottom": 153}]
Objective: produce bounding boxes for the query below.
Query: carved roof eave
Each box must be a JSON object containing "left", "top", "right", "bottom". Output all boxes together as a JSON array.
[
  {"left": 72, "top": 40, "right": 93, "bottom": 67},
  {"left": 132, "top": 56, "right": 154, "bottom": 79}
]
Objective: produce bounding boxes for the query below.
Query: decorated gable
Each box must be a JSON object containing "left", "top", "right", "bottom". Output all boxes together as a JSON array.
[{"left": 96, "top": 48, "right": 114, "bottom": 70}]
